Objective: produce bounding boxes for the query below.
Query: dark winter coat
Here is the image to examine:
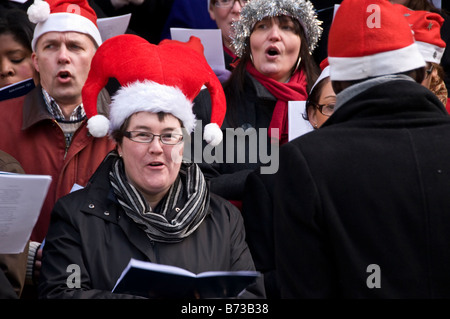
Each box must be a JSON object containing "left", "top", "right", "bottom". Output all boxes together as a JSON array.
[
  {"left": 274, "top": 78, "right": 450, "bottom": 298},
  {"left": 38, "top": 154, "right": 265, "bottom": 299}
]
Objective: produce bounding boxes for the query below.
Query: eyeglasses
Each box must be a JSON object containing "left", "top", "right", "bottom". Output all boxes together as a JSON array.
[
  {"left": 214, "top": 0, "right": 249, "bottom": 8},
  {"left": 124, "top": 131, "right": 183, "bottom": 145},
  {"left": 314, "top": 103, "right": 335, "bottom": 117}
]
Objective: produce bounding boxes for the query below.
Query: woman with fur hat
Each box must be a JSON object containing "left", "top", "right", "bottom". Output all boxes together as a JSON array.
[
  {"left": 193, "top": 0, "right": 322, "bottom": 207},
  {"left": 38, "top": 34, "right": 265, "bottom": 299}
]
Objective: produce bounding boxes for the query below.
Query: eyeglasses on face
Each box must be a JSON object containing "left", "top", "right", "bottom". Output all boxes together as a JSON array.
[
  {"left": 214, "top": 0, "right": 249, "bottom": 8},
  {"left": 314, "top": 103, "right": 335, "bottom": 117},
  {"left": 124, "top": 131, "right": 183, "bottom": 145}
]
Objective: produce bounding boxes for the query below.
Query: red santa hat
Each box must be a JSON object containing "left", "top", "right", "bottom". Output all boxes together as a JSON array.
[
  {"left": 328, "top": 0, "right": 425, "bottom": 81},
  {"left": 27, "top": 0, "right": 102, "bottom": 51},
  {"left": 82, "top": 34, "right": 226, "bottom": 146},
  {"left": 394, "top": 4, "right": 446, "bottom": 64}
]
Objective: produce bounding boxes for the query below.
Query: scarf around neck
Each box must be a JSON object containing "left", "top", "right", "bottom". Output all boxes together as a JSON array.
[
  {"left": 109, "top": 155, "right": 210, "bottom": 243},
  {"left": 246, "top": 61, "right": 308, "bottom": 145}
]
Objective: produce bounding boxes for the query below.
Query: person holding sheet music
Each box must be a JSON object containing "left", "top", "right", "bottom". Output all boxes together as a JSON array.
[
  {"left": 192, "top": 0, "right": 322, "bottom": 208},
  {"left": 0, "top": 0, "right": 116, "bottom": 298},
  {"left": 207, "top": 0, "right": 248, "bottom": 71},
  {"left": 38, "top": 34, "right": 265, "bottom": 299}
]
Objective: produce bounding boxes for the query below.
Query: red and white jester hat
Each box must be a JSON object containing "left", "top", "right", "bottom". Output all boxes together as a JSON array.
[
  {"left": 27, "top": 0, "right": 102, "bottom": 51},
  {"left": 82, "top": 34, "right": 226, "bottom": 146},
  {"left": 328, "top": 0, "right": 425, "bottom": 81},
  {"left": 395, "top": 4, "right": 446, "bottom": 64}
]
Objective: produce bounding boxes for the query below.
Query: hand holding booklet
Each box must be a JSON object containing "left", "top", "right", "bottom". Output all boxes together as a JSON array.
[
  {"left": 0, "top": 78, "right": 35, "bottom": 102},
  {"left": 112, "top": 258, "right": 260, "bottom": 299}
]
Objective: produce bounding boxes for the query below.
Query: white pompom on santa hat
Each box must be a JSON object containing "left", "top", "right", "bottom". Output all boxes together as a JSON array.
[
  {"left": 82, "top": 34, "right": 226, "bottom": 147},
  {"left": 27, "top": 0, "right": 102, "bottom": 51},
  {"left": 394, "top": 4, "right": 446, "bottom": 64},
  {"left": 328, "top": 0, "right": 425, "bottom": 81}
]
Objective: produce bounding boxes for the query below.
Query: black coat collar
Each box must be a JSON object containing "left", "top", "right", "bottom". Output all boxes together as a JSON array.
[{"left": 322, "top": 80, "right": 448, "bottom": 128}]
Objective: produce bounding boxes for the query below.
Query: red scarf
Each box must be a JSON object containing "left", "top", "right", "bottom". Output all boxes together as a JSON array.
[
  {"left": 224, "top": 45, "right": 237, "bottom": 60},
  {"left": 246, "top": 61, "right": 308, "bottom": 145}
]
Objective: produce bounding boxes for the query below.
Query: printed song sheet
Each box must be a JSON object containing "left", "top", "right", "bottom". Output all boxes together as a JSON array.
[
  {"left": 97, "top": 13, "right": 132, "bottom": 42},
  {"left": 170, "top": 28, "right": 226, "bottom": 71},
  {"left": 0, "top": 173, "right": 51, "bottom": 254},
  {"left": 288, "top": 101, "right": 314, "bottom": 141}
]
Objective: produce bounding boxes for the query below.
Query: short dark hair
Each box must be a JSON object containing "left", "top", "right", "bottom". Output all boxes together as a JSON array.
[
  {"left": 303, "top": 77, "right": 330, "bottom": 121},
  {"left": 0, "top": 8, "right": 35, "bottom": 52}
]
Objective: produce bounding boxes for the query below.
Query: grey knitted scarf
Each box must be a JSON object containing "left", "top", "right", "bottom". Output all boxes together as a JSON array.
[{"left": 109, "top": 155, "right": 209, "bottom": 243}]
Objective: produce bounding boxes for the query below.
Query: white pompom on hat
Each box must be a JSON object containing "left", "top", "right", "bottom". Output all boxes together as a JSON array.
[
  {"left": 82, "top": 34, "right": 226, "bottom": 146},
  {"left": 27, "top": 0, "right": 102, "bottom": 51},
  {"left": 328, "top": 0, "right": 425, "bottom": 81}
]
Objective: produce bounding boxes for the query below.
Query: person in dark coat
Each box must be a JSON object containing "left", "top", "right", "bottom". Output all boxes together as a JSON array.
[
  {"left": 273, "top": 0, "right": 450, "bottom": 298},
  {"left": 241, "top": 63, "right": 335, "bottom": 299},
  {"left": 192, "top": 0, "right": 322, "bottom": 208},
  {"left": 38, "top": 34, "right": 265, "bottom": 299}
]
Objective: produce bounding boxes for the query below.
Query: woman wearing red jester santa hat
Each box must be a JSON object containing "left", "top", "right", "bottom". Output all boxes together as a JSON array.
[{"left": 38, "top": 34, "right": 265, "bottom": 299}]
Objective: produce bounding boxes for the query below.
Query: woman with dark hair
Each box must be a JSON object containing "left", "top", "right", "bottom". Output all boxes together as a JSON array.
[
  {"left": 193, "top": 0, "right": 322, "bottom": 206},
  {"left": 303, "top": 61, "right": 336, "bottom": 129},
  {"left": 0, "top": 7, "right": 36, "bottom": 89}
]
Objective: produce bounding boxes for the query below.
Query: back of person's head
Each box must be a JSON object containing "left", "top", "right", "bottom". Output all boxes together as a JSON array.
[
  {"left": 0, "top": 7, "right": 35, "bottom": 52},
  {"left": 328, "top": 0, "right": 426, "bottom": 93}
]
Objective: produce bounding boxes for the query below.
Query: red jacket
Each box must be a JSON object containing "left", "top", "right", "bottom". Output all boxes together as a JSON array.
[{"left": 0, "top": 87, "right": 116, "bottom": 242}]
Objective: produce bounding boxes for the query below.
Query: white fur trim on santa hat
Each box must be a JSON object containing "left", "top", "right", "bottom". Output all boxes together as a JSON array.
[
  {"left": 27, "top": 0, "right": 50, "bottom": 23},
  {"left": 328, "top": 43, "right": 425, "bottom": 81},
  {"left": 416, "top": 41, "right": 445, "bottom": 64},
  {"left": 310, "top": 65, "right": 330, "bottom": 94},
  {"left": 108, "top": 80, "right": 196, "bottom": 135},
  {"left": 31, "top": 12, "right": 102, "bottom": 51},
  {"left": 87, "top": 114, "right": 110, "bottom": 138},
  {"left": 203, "top": 123, "right": 223, "bottom": 147}
]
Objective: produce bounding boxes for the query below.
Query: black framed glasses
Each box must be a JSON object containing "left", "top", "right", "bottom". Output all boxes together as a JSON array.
[
  {"left": 214, "top": 0, "right": 249, "bottom": 8},
  {"left": 124, "top": 131, "right": 183, "bottom": 145},
  {"left": 314, "top": 103, "right": 335, "bottom": 117}
]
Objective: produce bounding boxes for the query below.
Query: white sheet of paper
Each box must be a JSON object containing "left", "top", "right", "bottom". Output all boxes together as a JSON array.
[
  {"left": 70, "top": 183, "right": 84, "bottom": 193},
  {"left": 288, "top": 101, "right": 314, "bottom": 141},
  {"left": 170, "top": 28, "right": 225, "bottom": 70},
  {"left": 0, "top": 173, "right": 52, "bottom": 254},
  {"left": 97, "top": 13, "right": 132, "bottom": 42},
  {"left": 431, "top": 0, "right": 441, "bottom": 9}
]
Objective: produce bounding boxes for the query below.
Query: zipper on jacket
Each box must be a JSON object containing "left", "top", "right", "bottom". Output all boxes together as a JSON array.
[{"left": 51, "top": 119, "right": 70, "bottom": 160}]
